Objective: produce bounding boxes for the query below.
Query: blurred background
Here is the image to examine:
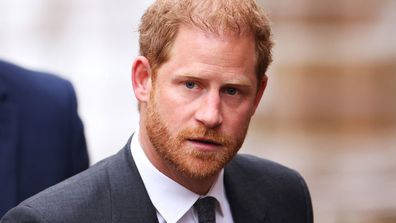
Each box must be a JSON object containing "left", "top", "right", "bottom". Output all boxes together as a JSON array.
[{"left": 0, "top": 0, "right": 395, "bottom": 222}]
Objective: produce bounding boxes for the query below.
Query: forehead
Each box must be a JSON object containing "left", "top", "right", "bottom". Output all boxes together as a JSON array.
[
  {"left": 171, "top": 25, "right": 255, "bottom": 60},
  {"left": 159, "top": 25, "right": 257, "bottom": 83}
]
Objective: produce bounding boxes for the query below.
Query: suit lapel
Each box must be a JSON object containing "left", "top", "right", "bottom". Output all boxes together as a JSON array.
[
  {"left": 0, "top": 77, "right": 19, "bottom": 214},
  {"left": 224, "top": 157, "right": 268, "bottom": 223},
  {"left": 105, "top": 136, "right": 271, "bottom": 223},
  {"left": 107, "top": 136, "right": 159, "bottom": 223}
]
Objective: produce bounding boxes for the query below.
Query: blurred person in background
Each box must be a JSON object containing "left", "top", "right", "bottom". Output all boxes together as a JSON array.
[
  {"left": 1, "top": 0, "right": 312, "bottom": 222},
  {"left": 0, "top": 60, "right": 89, "bottom": 217}
]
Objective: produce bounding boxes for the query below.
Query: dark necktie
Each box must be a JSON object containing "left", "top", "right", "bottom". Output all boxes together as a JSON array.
[{"left": 194, "top": 196, "right": 216, "bottom": 223}]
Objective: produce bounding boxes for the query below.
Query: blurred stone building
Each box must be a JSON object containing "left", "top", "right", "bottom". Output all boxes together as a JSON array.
[{"left": 242, "top": 0, "right": 396, "bottom": 222}]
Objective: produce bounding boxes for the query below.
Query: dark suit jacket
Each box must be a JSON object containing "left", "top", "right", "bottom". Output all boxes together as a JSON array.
[
  {"left": 1, "top": 136, "right": 313, "bottom": 223},
  {"left": 0, "top": 60, "right": 89, "bottom": 217}
]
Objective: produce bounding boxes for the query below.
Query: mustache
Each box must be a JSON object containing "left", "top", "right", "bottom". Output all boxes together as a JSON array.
[{"left": 176, "top": 126, "right": 233, "bottom": 147}]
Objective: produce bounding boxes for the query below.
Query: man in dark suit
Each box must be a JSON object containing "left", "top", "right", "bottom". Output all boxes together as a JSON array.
[
  {"left": 0, "top": 60, "right": 89, "bottom": 217},
  {"left": 1, "top": 0, "right": 313, "bottom": 222}
]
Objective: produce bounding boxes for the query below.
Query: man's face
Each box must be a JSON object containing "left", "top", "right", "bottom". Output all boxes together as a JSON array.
[{"left": 144, "top": 26, "right": 264, "bottom": 180}]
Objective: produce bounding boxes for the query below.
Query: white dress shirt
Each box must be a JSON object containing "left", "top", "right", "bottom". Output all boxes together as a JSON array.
[{"left": 131, "top": 131, "right": 234, "bottom": 223}]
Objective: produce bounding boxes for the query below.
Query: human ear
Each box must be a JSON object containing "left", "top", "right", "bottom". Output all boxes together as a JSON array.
[
  {"left": 131, "top": 56, "right": 152, "bottom": 103},
  {"left": 251, "top": 74, "right": 268, "bottom": 115}
]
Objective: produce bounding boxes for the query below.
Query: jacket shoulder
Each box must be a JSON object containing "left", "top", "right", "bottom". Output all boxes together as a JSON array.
[
  {"left": 0, "top": 60, "right": 72, "bottom": 92},
  {"left": 1, "top": 156, "right": 115, "bottom": 223},
  {"left": 0, "top": 60, "right": 75, "bottom": 109},
  {"left": 226, "top": 154, "right": 309, "bottom": 196},
  {"left": 225, "top": 154, "right": 313, "bottom": 223},
  {"left": 1, "top": 143, "right": 157, "bottom": 223}
]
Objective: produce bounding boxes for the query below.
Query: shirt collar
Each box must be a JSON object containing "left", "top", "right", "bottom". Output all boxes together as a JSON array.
[{"left": 131, "top": 130, "right": 227, "bottom": 222}]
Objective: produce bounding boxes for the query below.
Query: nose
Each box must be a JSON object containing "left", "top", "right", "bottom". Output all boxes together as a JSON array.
[{"left": 194, "top": 92, "right": 223, "bottom": 129}]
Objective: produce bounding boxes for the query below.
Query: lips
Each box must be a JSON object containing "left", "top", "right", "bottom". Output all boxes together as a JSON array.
[{"left": 187, "top": 138, "right": 223, "bottom": 147}]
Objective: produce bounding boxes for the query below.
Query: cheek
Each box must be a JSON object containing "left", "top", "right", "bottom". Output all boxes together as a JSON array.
[
  {"left": 155, "top": 92, "right": 194, "bottom": 129},
  {"left": 223, "top": 104, "right": 254, "bottom": 132},
  {"left": 224, "top": 100, "right": 255, "bottom": 120},
  {"left": 224, "top": 112, "right": 248, "bottom": 128}
]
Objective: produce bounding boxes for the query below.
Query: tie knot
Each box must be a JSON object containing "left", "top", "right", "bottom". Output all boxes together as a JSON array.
[{"left": 194, "top": 196, "right": 216, "bottom": 223}]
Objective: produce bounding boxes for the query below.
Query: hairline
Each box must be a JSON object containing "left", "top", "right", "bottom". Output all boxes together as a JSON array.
[{"left": 151, "top": 23, "right": 264, "bottom": 84}]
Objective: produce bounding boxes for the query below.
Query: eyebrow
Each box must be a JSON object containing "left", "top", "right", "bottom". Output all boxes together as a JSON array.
[{"left": 172, "top": 73, "right": 254, "bottom": 87}]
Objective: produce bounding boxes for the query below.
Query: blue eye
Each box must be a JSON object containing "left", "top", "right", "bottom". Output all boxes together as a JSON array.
[
  {"left": 185, "top": 81, "right": 196, "bottom": 89},
  {"left": 225, "top": 87, "right": 237, "bottom": 95}
]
